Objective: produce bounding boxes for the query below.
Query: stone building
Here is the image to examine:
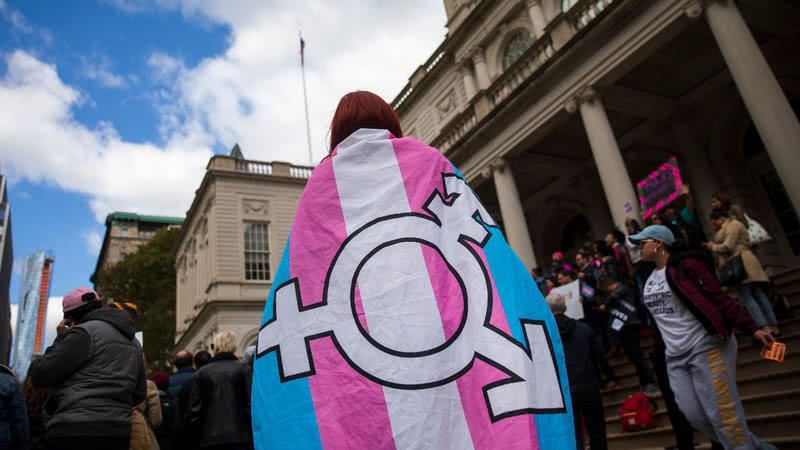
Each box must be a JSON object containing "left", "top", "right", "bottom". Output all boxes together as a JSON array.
[
  {"left": 91, "top": 212, "right": 184, "bottom": 286},
  {"left": 174, "top": 146, "right": 311, "bottom": 354},
  {"left": 0, "top": 174, "right": 13, "bottom": 365},
  {"left": 392, "top": 0, "right": 800, "bottom": 272}
]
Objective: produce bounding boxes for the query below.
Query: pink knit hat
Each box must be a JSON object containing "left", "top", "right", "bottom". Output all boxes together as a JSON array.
[{"left": 62, "top": 287, "right": 100, "bottom": 313}]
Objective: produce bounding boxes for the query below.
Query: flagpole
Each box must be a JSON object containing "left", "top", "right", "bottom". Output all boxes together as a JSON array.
[{"left": 300, "top": 32, "right": 313, "bottom": 166}]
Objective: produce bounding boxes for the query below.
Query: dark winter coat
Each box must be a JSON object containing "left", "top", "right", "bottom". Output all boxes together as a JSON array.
[
  {"left": 554, "top": 315, "right": 602, "bottom": 395},
  {"left": 29, "top": 308, "right": 146, "bottom": 438},
  {"left": 168, "top": 366, "right": 195, "bottom": 396},
  {"left": 665, "top": 254, "right": 758, "bottom": 337},
  {"left": 605, "top": 283, "right": 641, "bottom": 332},
  {"left": 155, "top": 389, "right": 179, "bottom": 450},
  {"left": 186, "top": 353, "right": 253, "bottom": 448},
  {"left": 0, "top": 364, "right": 29, "bottom": 450}
]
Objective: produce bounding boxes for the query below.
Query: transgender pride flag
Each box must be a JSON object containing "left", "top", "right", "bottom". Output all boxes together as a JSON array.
[{"left": 252, "top": 128, "right": 574, "bottom": 450}]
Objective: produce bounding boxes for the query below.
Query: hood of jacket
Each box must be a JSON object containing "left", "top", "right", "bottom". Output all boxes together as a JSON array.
[
  {"left": 81, "top": 308, "right": 136, "bottom": 340},
  {"left": 554, "top": 314, "right": 576, "bottom": 337}
]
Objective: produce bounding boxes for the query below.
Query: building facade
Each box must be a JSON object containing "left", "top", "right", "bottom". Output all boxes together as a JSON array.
[
  {"left": 175, "top": 147, "right": 311, "bottom": 354},
  {"left": 393, "top": 0, "right": 800, "bottom": 272},
  {"left": 0, "top": 174, "right": 13, "bottom": 365},
  {"left": 91, "top": 212, "right": 184, "bottom": 286},
  {"left": 10, "top": 251, "right": 54, "bottom": 381}
]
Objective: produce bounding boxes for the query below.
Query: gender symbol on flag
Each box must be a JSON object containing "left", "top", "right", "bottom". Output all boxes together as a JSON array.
[{"left": 257, "top": 175, "right": 566, "bottom": 421}]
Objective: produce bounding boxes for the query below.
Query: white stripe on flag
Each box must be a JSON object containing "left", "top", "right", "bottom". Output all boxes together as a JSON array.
[{"left": 332, "top": 129, "right": 474, "bottom": 450}]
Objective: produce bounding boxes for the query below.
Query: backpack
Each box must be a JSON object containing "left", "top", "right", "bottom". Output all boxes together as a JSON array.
[{"left": 619, "top": 393, "right": 657, "bottom": 432}]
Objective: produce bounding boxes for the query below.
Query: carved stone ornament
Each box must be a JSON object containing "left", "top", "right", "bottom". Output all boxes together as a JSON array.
[
  {"left": 684, "top": 0, "right": 704, "bottom": 19},
  {"left": 437, "top": 94, "right": 456, "bottom": 115},
  {"left": 243, "top": 199, "right": 269, "bottom": 216}
]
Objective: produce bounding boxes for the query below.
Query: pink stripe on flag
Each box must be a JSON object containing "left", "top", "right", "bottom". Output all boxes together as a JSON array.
[
  {"left": 290, "top": 159, "right": 396, "bottom": 450},
  {"left": 391, "top": 138, "right": 538, "bottom": 449}
]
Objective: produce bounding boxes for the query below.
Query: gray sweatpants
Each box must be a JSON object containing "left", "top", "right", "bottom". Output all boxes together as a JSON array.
[{"left": 666, "top": 335, "right": 766, "bottom": 450}]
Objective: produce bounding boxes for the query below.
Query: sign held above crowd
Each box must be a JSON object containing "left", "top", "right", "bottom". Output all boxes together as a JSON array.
[{"left": 637, "top": 156, "right": 683, "bottom": 220}]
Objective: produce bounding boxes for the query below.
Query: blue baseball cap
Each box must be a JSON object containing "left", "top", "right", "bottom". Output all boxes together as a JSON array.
[{"left": 628, "top": 224, "right": 675, "bottom": 247}]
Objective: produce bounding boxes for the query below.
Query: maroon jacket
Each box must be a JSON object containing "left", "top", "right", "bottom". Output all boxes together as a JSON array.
[{"left": 665, "top": 256, "right": 758, "bottom": 337}]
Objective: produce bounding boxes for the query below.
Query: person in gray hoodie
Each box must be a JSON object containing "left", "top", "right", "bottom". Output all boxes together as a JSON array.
[{"left": 30, "top": 287, "right": 146, "bottom": 450}]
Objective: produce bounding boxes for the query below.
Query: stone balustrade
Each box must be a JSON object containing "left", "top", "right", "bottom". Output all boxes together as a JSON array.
[
  {"left": 432, "top": 105, "right": 478, "bottom": 154},
  {"left": 208, "top": 155, "right": 313, "bottom": 179},
  {"left": 566, "top": 0, "right": 617, "bottom": 32},
  {"left": 487, "top": 33, "right": 556, "bottom": 108}
]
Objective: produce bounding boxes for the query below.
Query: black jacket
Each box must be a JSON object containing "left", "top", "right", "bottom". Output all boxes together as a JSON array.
[
  {"left": 554, "top": 314, "right": 602, "bottom": 395},
  {"left": 605, "top": 283, "right": 641, "bottom": 332},
  {"left": 187, "top": 353, "right": 253, "bottom": 448},
  {"left": 0, "top": 364, "right": 29, "bottom": 450},
  {"left": 30, "top": 308, "right": 146, "bottom": 438}
]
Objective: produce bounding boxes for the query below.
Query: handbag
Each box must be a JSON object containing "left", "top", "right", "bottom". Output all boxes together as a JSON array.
[
  {"left": 718, "top": 255, "right": 746, "bottom": 286},
  {"left": 744, "top": 213, "right": 772, "bottom": 245}
]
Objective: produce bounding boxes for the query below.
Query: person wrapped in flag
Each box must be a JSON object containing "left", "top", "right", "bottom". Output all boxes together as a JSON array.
[{"left": 252, "top": 91, "right": 575, "bottom": 449}]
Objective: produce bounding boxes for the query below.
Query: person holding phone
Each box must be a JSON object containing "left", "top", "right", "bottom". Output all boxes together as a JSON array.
[{"left": 30, "top": 287, "right": 146, "bottom": 450}]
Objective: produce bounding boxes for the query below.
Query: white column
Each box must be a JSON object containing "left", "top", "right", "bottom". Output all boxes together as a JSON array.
[
  {"left": 569, "top": 88, "right": 641, "bottom": 231},
  {"left": 702, "top": 0, "right": 800, "bottom": 218},
  {"left": 525, "top": 0, "right": 548, "bottom": 37},
  {"left": 472, "top": 48, "right": 491, "bottom": 91},
  {"left": 460, "top": 61, "right": 478, "bottom": 100},
  {"left": 490, "top": 159, "right": 539, "bottom": 269}
]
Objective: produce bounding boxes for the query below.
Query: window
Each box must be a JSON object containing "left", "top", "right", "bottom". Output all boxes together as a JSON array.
[
  {"left": 502, "top": 31, "right": 533, "bottom": 70},
  {"left": 119, "top": 227, "right": 130, "bottom": 237},
  {"left": 120, "top": 252, "right": 127, "bottom": 261},
  {"left": 244, "top": 222, "right": 270, "bottom": 280}
]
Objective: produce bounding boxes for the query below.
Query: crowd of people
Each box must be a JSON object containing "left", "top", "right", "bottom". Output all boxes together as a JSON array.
[
  {"left": 0, "top": 287, "right": 255, "bottom": 450},
  {"left": 539, "top": 185, "right": 782, "bottom": 450},
  {"left": 0, "top": 90, "right": 787, "bottom": 450}
]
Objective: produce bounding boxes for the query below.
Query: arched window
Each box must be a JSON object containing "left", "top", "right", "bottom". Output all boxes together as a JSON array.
[
  {"left": 562, "top": 0, "right": 579, "bottom": 11},
  {"left": 502, "top": 31, "right": 533, "bottom": 70}
]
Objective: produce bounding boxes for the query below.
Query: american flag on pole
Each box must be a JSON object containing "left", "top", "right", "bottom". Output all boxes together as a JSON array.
[{"left": 300, "top": 33, "right": 305, "bottom": 66}]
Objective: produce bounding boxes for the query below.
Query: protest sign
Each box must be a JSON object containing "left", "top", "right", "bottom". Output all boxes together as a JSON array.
[
  {"left": 636, "top": 156, "right": 683, "bottom": 219},
  {"left": 551, "top": 280, "right": 584, "bottom": 320}
]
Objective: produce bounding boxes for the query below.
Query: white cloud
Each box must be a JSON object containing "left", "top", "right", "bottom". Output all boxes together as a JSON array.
[
  {"left": 0, "top": 0, "right": 53, "bottom": 44},
  {"left": 142, "top": 0, "right": 447, "bottom": 164},
  {"left": 0, "top": 51, "right": 212, "bottom": 221},
  {"left": 43, "top": 297, "right": 62, "bottom": 348},
  {"left": 82, "top": 56, "right": 127, "bottom": 88},
  {"left": 83, "top": 230, "right": 103, "bottom": 256},
  {"left": 0, "top": 1, "right": 446, "bottom": 223},
  {"left": 9, "top": 296, "right": 62, "bottom": 352}
]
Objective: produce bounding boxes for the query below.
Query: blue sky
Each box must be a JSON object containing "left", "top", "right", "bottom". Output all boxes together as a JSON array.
[
  {"left": 2, "top": 0, "right": 228, "bottom": 301},
  {"left": 1, "top": 0, "right": 446, "bottom": 309}
]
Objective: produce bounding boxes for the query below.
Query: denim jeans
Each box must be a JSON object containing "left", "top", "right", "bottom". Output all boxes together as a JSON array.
[{"left": 736, "top": 283, "right": 777, "bottom": 328}]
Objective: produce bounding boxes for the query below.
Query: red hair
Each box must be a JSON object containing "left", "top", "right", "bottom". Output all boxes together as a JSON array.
[{"left": 329, "top": 91, "right": 402, "bottom": 152}]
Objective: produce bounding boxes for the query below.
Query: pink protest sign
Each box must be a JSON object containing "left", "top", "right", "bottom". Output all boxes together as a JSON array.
[{"left": 636, "top": 157, "right": 683, "bottom": 220}]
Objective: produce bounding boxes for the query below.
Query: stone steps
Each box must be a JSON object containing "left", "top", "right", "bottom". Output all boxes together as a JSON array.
[
  {"left": 594, "top": 267, "right": 800, "bottom": 449},
  {"left": 607, "top": 410, "right": 800, "bottom": 450},
  {"left": 602, "top": 338, "right": 800, "bottom": 418}
]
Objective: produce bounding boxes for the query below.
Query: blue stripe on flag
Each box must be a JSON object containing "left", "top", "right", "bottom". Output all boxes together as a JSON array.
[
  {"left": 449, "top": 163, "right": 575, "bottom": 449},
  {"left": 481, "top": 228, "right": 575, "bottom": 449},
  {"left": 252, "top": 238, "right": 323, "bottom": 450}
]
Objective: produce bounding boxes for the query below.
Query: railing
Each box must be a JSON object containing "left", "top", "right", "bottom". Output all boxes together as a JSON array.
[
  {"left": 432, "top": 106, "right": 478, "bottom": 154},
  {"left": 566, "top": 0, "right": 617, "bottom": 32},
  {"left": 393, "top": 43, "right": 449, "bottom": 111},
  {"left": 289, "top": 166, "right": 313, "bottom": 179},
  {"left": 230, "top": 158, "right": 313, "bottom": 179},
  {"left": 236, "top": 160, "right": 272, "bottom": 175},
  {"left": 486, "top": 33, "right": 556, "bottom": 108}
]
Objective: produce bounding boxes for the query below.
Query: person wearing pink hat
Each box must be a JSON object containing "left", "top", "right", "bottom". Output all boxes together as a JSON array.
[{"left": 29, "top": 287, "right": 146, "bottom": 450}]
